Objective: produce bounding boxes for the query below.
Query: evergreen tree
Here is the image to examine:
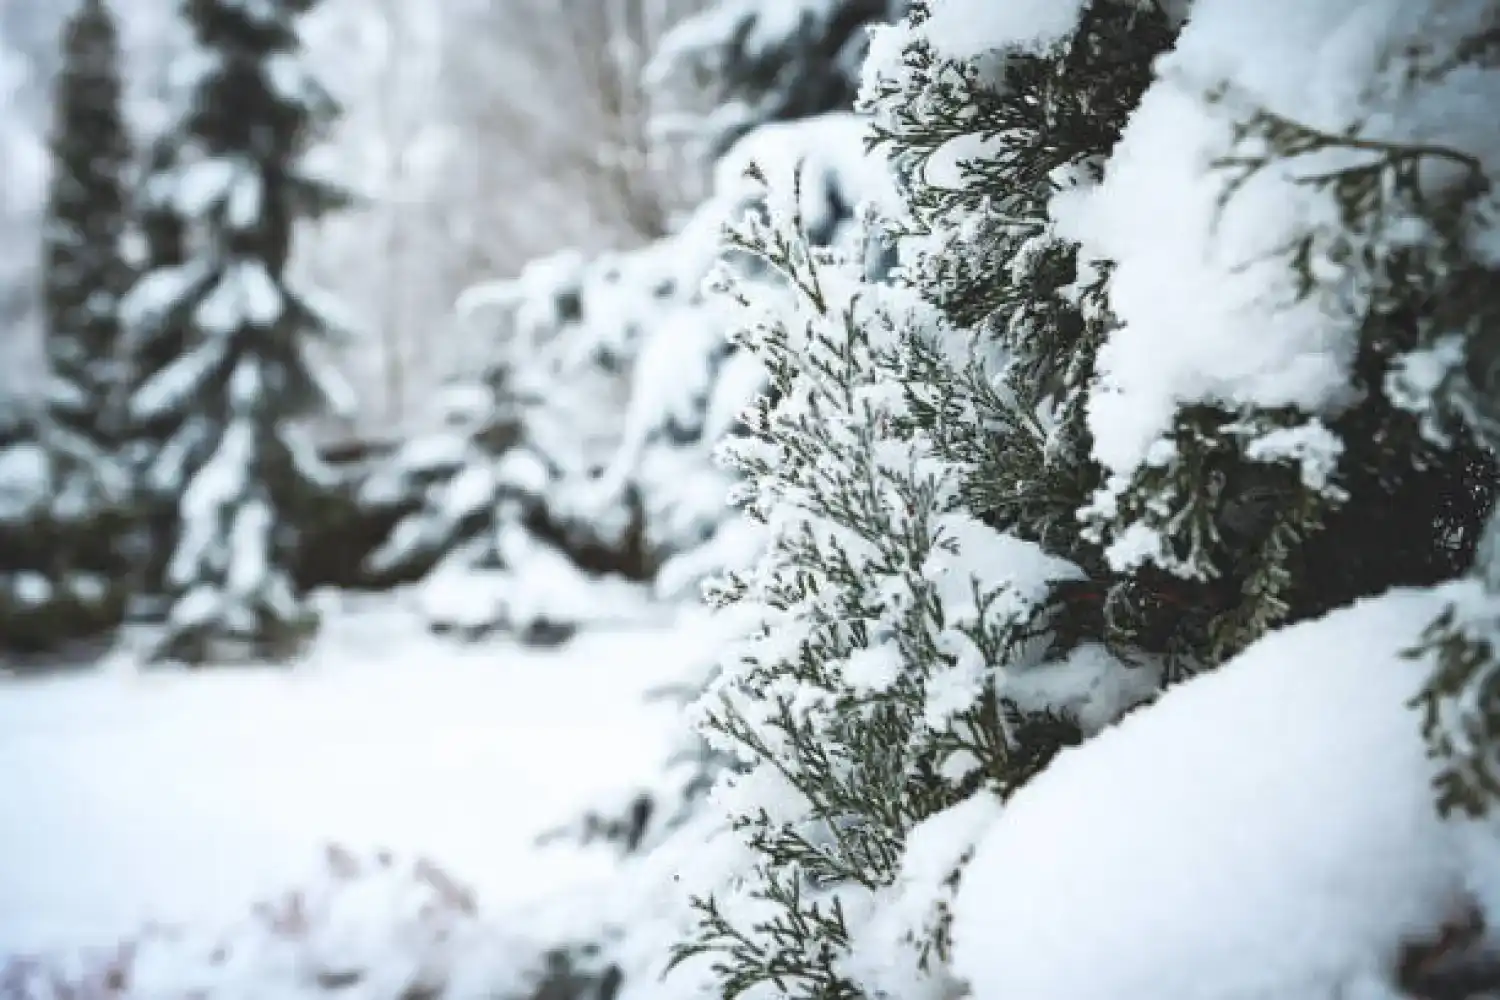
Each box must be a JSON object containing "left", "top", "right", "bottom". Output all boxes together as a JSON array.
[
  {"left": 119, "top": 0, "right": 354, "bottom": 664},
  {"left": 43, "top": 0, "right": 132, "bottom": 448},
  {"left": 669, "top": 1, "right": 1500, "bottom": 998},
  {"left": 0, "top": 0, "right": 134, "bottom": 653}
]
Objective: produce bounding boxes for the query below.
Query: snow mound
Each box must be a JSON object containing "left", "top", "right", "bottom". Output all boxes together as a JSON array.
[
  {"left": 416, "top": 532, "right": 658, "bottom": 646},
  {"left": 0, "top": 846, "right": 532, "bottom": 1000},
  {"left": 950, "top": 587, "right": 1496, "bottom": 1000}
]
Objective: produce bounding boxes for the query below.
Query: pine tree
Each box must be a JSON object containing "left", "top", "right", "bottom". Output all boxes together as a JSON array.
[
  {"left": 43, "top": 0, "right": 132, "bottom": 448},
  {"left": 119, "top": 0, "right": 354, "bottom": 664},
  {"left": 0, "top": 0, "right": 134, "bottom": 653},
  {"left": 669, "top": 1, "right": 1500, "bottom": 998}
]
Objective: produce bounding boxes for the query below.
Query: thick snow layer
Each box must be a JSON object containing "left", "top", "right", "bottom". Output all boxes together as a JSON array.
[
  {"left": 0, "top": 594, "right": 711, "bottom": 957},
  {"left": 950, "top": 587, "right": 1492, "bottom": 1000},
  {"left": 1059, "top": 0, "right": 1500, "bottom": 474},
  {"left": 919, "top": 0, "right": 1088, "bottom": 60}
]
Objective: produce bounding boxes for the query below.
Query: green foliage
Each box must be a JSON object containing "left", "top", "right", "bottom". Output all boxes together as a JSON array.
[
  {"left": 1142, "top": 61, "right": 1500, "bottom": 815},
  {"left": 1409, "top": 596, "right": 1500, "bottom": 819},
  {"left": 671, "top": 160, "right": 1102, "bottom": 998},
  {"left": 671, "top": 0, "right": 1500, "bottom": 997},
  {"left": 1091, "top": 90, "right": 1498, "bottom": 662}
]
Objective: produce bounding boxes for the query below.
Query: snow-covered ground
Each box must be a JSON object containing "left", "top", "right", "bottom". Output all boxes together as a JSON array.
[{"left": 0, "top": 590, "right": 711, "bottom": 958}]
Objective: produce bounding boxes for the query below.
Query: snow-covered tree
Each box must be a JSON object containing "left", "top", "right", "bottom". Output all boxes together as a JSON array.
[
  {"left": 667, "top": 2, "right": 1500, "bottom": 999},
  {"left": 0, "top": 0, "right": 136, "bottom": 654},
  {"left": 120, "top": 0, "right": 355, "bottom": 664},
  {"left": 43, "top": 0, "right": 133, "bottom": 449}
]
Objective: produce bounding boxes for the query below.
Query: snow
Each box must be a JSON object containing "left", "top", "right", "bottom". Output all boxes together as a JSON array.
[
  {"left": 843, "top": 793, "right": 1002, "bottom": 1000},
  {"left": 494, "top": 448, "right": 549, "bottom": 495},
  {"left": 101, "top": 846, "right": 530, "bottom": 1000},
  {"left": 1053, "top": 0, "right": 1500, "bottom": 476},
  {"left": 130, "top": 339, "right": 230, "bottom": 422},
  {"left": 194, "top": 259, "right": 285, "bottom": 334},
  {"left": 120, "top": 262, "right": 211, "bottom": 335},
  {"left": 918, "top": 0, "right": 1088, "bottom": 60},
  {"left": 647, "top": 0, "right": 833, "bottom": 89},
  {"left": 0, "top": 442, "right": 50, "bottom": 520},
  {"left": 1241, "top": 419, "right": 1344, "bottom": 492},
  {"left": 0, "top": 594, "right": 711, "bottom": 959},
  {"left": 226, "top": 499, "right": 272, "bottom": 597},
  {"left": 13, "top": 572, "right": 51, "bottom": 607},
  {"left": 653, "top": 519, "right": 766, "bottom": 602},
  {"left": 438, "top": 462, "right": 498, "bottom": 520},
  {"left": 169, "top": 158, "right": 244, "bottom": 219},
  {"left": 264, "top": 52, "right": 321, "bottom": 109},
  {"left": 1001, "top": 642, "right": 1162, "bottom": 737},
  {"left": 949, "top": 586, "right": 1494, "bottom": 1000}
]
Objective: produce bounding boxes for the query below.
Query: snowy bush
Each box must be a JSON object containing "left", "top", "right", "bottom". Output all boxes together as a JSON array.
[
  {"left": 388, "top": 0, "right": 914, "bottom": 645},
  {"left": 0, "top": 846, "right": 544, "bottom": 1000},
  {"left": 0, "top": 407, "right": 131, "bottom": 653},
  {"left": 382, "top": 109, "right": 899, "bottom": 645},
  {"left": 357, "top": 345, "right": 659, "bottom": 643},
  {"left": 664, "top": 1, "right": 1500, "bottom": 999},
  {"left": 517, "top": 608, "right": 750, "bottom": 1000},
  {"left": 443, "top": 112, "right": 898, "bottom": 609},
  {"left": 359, "top": 380, "right": 530, "bottom": 584}
]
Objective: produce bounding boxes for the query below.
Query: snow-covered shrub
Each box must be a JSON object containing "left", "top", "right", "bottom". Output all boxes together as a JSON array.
[
  {"left": 0, "top": 845, "right": 538, "bottom": 1000},
  {"left": 948, "top": 586, "right": 1500, "bottom": 1000},
  {"left": 664, "top": 1, "right": 1500, "bottom": 999},
  {"left": 449, "top": 113, "right": 897, "bottom": 606},
  {"left": 387, "top": 0, "right": 913, "bottom": 643},
  {"left": 0, "top": 406, "right": 131, "bottom": 654},
  {"left": 376, "top": 109, "right": 898, "bottom": 646},
  {"left": 509, "top": 609, "right": 747, "bottom": 1000},
  {"left": 359, "top": 380, "right": 529, "bottom": 584},
  {"left": 358, "top": 347, "right": 658, "bottom": 644}
]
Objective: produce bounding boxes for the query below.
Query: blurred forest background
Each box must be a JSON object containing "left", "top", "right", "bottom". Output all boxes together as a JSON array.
[
  {"left": 0, "top": 0, "right": 895, "bottom": 659},
  {"left": 0, "top": 1, "right": 895, "bottom": 992},
  {"left": 2, "top": 0, "right": 707, "bottom": 430}
]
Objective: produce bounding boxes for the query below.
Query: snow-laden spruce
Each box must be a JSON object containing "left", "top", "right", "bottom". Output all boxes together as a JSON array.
[
  {"left": 672, "top": 1, "right": 1500, "bottom": 999},
  {"left": 0, "top": 0, "right": 135, "bottom": 652},
  {"left": 119, "top": 0, "right": 355, "bottom": 663}
]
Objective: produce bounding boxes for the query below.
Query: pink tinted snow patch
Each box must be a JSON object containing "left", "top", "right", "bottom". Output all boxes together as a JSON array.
[{"left": 950, "top": 587, "right": 1482, "bottom": 1000}]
